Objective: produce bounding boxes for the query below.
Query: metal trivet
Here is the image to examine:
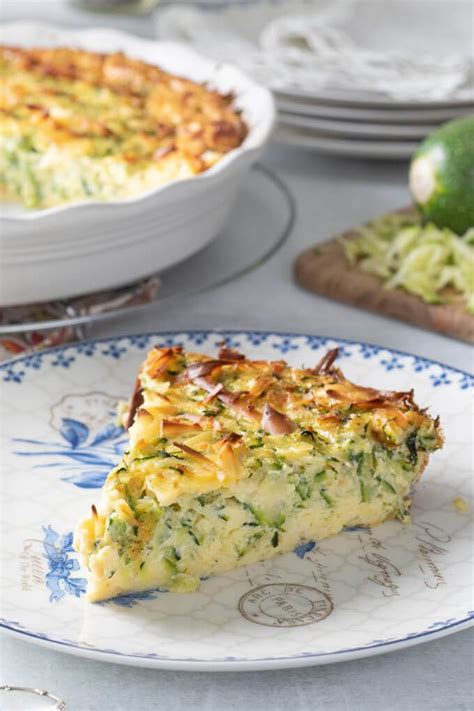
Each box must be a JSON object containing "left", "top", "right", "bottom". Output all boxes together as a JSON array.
[{"left": 0, "top": 165, "right": 295, "bottom": 361}]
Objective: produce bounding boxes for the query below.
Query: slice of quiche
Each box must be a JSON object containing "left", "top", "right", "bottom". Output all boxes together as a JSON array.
[{"left": 74, "top": 344, "right": 443, "bottom": 602}]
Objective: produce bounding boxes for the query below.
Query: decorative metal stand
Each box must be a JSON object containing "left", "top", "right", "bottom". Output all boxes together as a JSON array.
[
  {"left": 1, "top": 684, "right": 67, "bottom": 710},
  {"left": 0, "top": 165, "right": 295, "bottom": 360}
]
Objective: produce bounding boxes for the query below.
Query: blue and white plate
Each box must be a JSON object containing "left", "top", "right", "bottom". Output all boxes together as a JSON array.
[{"left": 1, "top": 331, "right": 472, "bottom": 670}]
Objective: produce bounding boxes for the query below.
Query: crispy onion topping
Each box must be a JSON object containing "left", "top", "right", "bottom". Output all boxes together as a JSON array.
[
  {"left": 217, "top": 343, "right": 245, "bottom": 361},
  {"left": 313, "top": 348, "right": 339, "bottom": 374},
  {"left": 172, "top": 441, "right": 216, "bottom": 468},
  {"left": 125, "top": 377, "right": 144, "bottom": 430},
  {"left": 261, "top": 403, "right": 297, "bottom": 435}
]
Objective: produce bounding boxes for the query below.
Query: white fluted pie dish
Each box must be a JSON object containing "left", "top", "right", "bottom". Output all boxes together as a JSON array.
[{"left": 0, "top": 22, "right": 275, "bottom": 306}]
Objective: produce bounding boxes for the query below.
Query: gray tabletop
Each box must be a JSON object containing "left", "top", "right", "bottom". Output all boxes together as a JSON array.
[{"left": 1, "top": 3, "right": 473, "bottom": 710}]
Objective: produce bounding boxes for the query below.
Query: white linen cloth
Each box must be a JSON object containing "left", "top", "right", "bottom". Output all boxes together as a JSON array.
[{"left": 155, "top": 0, "right": 474, "bottom": 101}]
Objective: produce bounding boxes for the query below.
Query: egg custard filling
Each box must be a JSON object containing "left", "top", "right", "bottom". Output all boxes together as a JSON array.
[
  {"left": 74, "top": 345, "right": 443, "bottom": 602},
  {"left": 0, "top": 45, "right": 247, "bottom": 209}
]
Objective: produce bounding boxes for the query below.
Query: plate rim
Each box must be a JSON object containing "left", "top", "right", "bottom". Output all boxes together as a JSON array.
[
  {"left": 277, "top": 113, "right": 431, "bottom": 139},
  {"left": 275, "top": 97, "right": 472, "bottom": 123},
  {"left": 274, "top": 86, "right": 474, "bottom": 110},
  {"left": 1, "top": 328, "right": 473, "bottom": 670},
  {"left": 273, "top": 127, "right": 416, "bottom": 159},
  {"left": 1, "top": 328, "right": 473, "bottom": 377},
  {"left": 2, "top": 618, "right": 472, "bottom": 672}
]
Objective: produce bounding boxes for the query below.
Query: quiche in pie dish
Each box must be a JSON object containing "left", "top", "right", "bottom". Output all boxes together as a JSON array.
[
  {"left": 74, "top": 344, "right": 443, "bottom": 602},
  {"left": 0, "top": 45, "right": 247, "bottom": 209}
]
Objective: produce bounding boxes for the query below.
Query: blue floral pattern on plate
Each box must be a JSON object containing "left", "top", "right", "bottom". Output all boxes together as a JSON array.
[
  {"left": 42, "top": 526, "right": 86, "bottom": 602},
  {"left": 1, "top": 330, "right": 469, "bottom": 387},
  {"left": 42, "top": 525, "right": 160, "bottom": 607},
  {"left": 13, "top": 417, "right": 127, "bottom": 489},
  {"left": 1, "top": 330, "right": 472, "bottom": 670},
  {"left": 294, "top": 541, "right": 316, "bottom": 559}
]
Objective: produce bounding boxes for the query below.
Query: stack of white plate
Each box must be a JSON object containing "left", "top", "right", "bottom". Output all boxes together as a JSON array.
[
  {"left": 274, "top": 89, "right": 473, "bottom": 160},
  {"left": 156, "top": 0, "right": 474, "bottom": 160}
]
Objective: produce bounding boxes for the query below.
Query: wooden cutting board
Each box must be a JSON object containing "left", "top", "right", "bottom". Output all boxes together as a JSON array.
[{"left": 294, "top": 208, "right": 474, "bottom": 344}]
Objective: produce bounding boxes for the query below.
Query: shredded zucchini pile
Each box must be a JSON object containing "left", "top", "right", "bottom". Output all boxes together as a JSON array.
[{"left": 342, "top": 212, "right": 474, "bottom": 314}]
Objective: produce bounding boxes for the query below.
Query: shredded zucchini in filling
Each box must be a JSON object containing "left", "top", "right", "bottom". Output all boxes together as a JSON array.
[
  {"left": 0, "top": 45, "right": 247, "bottom": 209},
  {"left": 74, "top": 344, "right": 443, "bottom": 602},
  {"left": 342, "top": 212, "right": 474, "bottom": 314}
]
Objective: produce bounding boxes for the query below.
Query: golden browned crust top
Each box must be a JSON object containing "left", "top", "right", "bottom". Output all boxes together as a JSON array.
[
  {"left": 0, "top": 44, "right": 247, "bottom": 166},
  {"left": 127, "top": 343, "right": 443, "bottom": 452}
]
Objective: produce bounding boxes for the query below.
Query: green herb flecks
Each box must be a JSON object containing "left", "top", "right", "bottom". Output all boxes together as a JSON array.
[
  {"left": 296, "top": 479, "right": 311, "bottom": 501},
  {"left": 406, "top": 432, "right": 418, "bottom": 464},
  {"left": 320, "top": 490, "right": 333, "bottom": 507}
]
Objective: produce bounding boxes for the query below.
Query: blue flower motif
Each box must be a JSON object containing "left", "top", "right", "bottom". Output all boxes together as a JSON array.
[
  {"left": 459, "top": 373, "right": 474, "bottom": 390},
  {"left": 76, "top": 342, "right": 97, "bottom": 357},
  {"left": 273, "top": 337, "right": 298, "bottom": 354},
  {"left": 106, "top": 590, "right": 160, "bottom": 608},
  {"left": 51, "top": 353, "right": 75, "bottom": 369},
  {"left": 412, "top": 357, "right": 431, "bottom": 372},
  {"left": 14, "top": 417, "right": 127, "bottom": 489},
  {"left": 42, "top": 525, "right": 87, "bottom": 602},
  {"left": 380, "top": 356, "right": 404, "bottom": 371},
  {"left": 359, "top": 344, "right": 379, "bottom": 359},
  {"left": 41, "top": 525, "right": 163, "bottom": 606},
  {"left": 128, "top": 335, "right": 152, "bottom": 349},
  {"left": 186, "top": 332, "right": 209, "bottom": 345},
  {"left": 61, "top": 418, "right": 89, "bottom": 448},
  {"left": 101, "top": 344, "right": 126, "bottom": 360},
  {"left": 2, "top": 367, "right": 25, "bottom": 383},
  {"left": 247, "top": 333, "right": 269, "bottom": 346},
  {"left": 304, "top": 335, "right": 328, "bottom": 350},
  {"left": 335, "top": 344, "right": 352, "bottom": 358},
  {"left": 294, "top": 541, "right": 316, "bottom": 559},
  {"left": 430, "top": 371, "right": 452, "bottom": 387},
  {"left": 23, "top": 353, "right": 43, "bottom": 369}
]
